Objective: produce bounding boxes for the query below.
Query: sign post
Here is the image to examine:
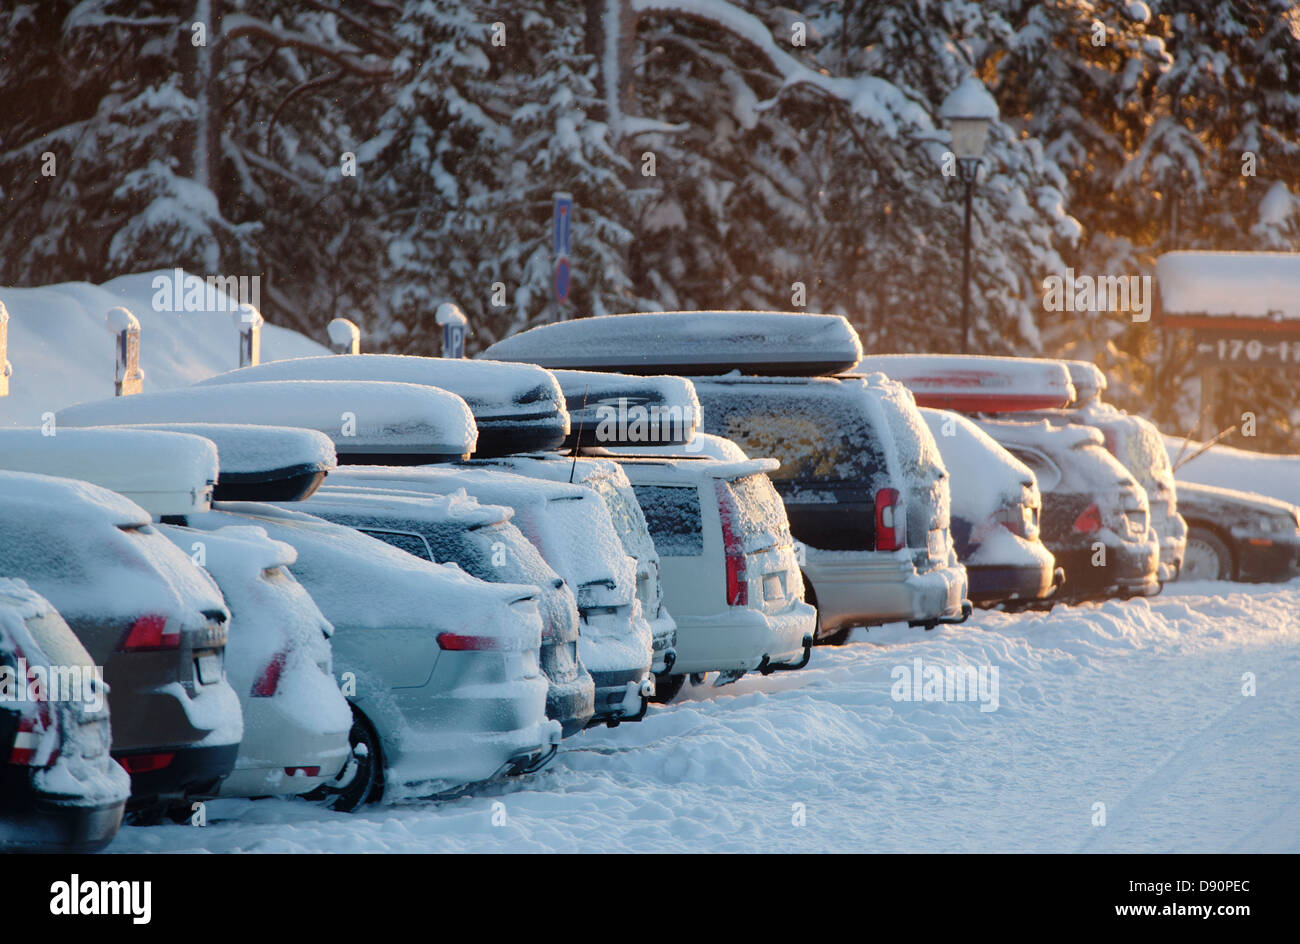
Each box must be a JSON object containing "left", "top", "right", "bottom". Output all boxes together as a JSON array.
[
  {"left": 435, "top": 302, "right": 468, "bottom": 358},
  {"left": 106, "top": 307, "right": 144, "bottom": 397},
  {"left": 0, "top": 301, "right": 10, "bottom": 398},
  {"left": 237, "top": 305, "right": 263, "bottom": 368},
  {"left": 553, "top": 191, "right": 572, "bottom": 319},
  {"left": 327, "top": 317, "right": 361, "bottom": 355}
]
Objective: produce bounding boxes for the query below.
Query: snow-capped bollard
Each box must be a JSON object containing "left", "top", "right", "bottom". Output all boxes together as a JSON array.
[
  {"left": 106, "top": 306, "right": 144, "bottom": 397},
  {"left": 237, "top": 305, "right": 264, "bottom": 367},
  {"left": 435, "top": 303, "right": 468, "bottom": 358},
  {"left": 0, "top": 301, "right": 10, "bottom": 397},
  {"left": 327, "top": 317, "right": 361, "bottom": 355}
]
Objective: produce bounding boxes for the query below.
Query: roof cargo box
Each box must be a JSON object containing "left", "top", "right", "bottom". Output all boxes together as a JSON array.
[
  {"left": 1063, "top": 360, "right": 1107, "bottom": 405},
  {"left": 196, "top": 355, "right": 568, "bottom": 457},
  {"left": 853, "top": 354, "right": 1076, "bottom": 412},
  {"left": 114, "top": 423, "right": 336, "bottom": 501},
  {"left": 549, "top": 369, "right": 699, "bottom": 447},
  {"left": 56, "top": 380, "right": 477, "bottom": 464},
  {"left": 0, "top": 426, "right": 217, "bottom": 516},
  {"left": 481, "top": 311, "right": 863, "bottom": 377}
]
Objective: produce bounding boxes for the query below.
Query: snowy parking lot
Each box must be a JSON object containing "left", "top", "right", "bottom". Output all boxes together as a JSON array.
[{"left": 110, "top": 578, "right": 1300, "bottom": 854}]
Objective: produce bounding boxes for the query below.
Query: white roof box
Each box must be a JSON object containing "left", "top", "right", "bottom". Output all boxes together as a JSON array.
[
  {"left": 1063, "top": 360, "right": 1107, "bottom": 404},
  {"left": 853, "top": 354, "right": 1076, "bottom": 412},
  {"left": 114, "top": 423, "right": 336, "bottom": 501},
  {"left": 196, "top": 355, "right": 568, "bottom": 457},
  {"left": 0, "top": 427, "right": 217, "bottom": 516},
  {"left": 549, "top": 369, "right": 700, "bottom": 447},
  {"left": 482, "top": 311, "right": 863, "bottom": 377},
  {"left": 56, "top": 380, "right": 477, "bottom": 464}
]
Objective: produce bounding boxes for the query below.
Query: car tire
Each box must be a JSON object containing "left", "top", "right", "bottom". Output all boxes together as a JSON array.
[
  {"left": 650, "top": 672, "right": 686, "bottom": 704},
  {"left": 308, "top": 707, "right": 383, "bottom": 813},
  {"left": 1182, "top": 526, "right": 1234, "bottom": 581}
]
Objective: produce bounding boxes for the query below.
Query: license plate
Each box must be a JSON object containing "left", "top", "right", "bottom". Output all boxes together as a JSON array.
[
  {"left": 196, "top": 652, "right": 222, "bottom": 686},
  {"left": 927, "top": 529, "right": 946, "bottom": 559},
  {"left": 763, "top": 574, "right": 784, "bottom": 601}
]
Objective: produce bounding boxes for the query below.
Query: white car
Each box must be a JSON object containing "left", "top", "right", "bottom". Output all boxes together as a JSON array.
[
  {"left": 157, "top": 523, "right": 353, "bottom": 799},
  {"left": 190, "top": 502, "right": 559, "bottom": 809},
  {"left": 611, "top": 455, "right": 816, "bottom": 697}
]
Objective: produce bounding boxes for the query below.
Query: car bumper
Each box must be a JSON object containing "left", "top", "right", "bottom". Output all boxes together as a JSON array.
[
  {"left": 802, "top": 547, "right": 968, "bottom": 633},
  {"left": 215, "top": 703, "right": 352, "bottom": 798},
  {"left": 114, "top": 741, "right": 240, "bottom": 804},
  {"left": 967, "top": 561, "right": 1058, "bottom": 606},
  {"left": 588, "top": 664, "right": 654, "bottom": 725},
  {"left": 647, "top": 610, "right": 678, "bottom": 675},
  {"left": 0, "top": 784, "right": 126, "bottom": 853},
  {"left": 1052, "top": 539, "right": 1161, "bottom": 600},
  {"left": 1235, "top": 536, "right": 1300, "bottom": 582},
  {"left": 667, "top": 600, "right": 816, "bottom": 676}
]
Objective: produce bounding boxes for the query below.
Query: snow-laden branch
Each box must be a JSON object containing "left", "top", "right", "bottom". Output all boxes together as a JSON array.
[
  {"left": 223, "top": 12, "right": 395, "bottom": 80},
  {"left": 630, "top": 0, "right": 933, "bottom": 136}
]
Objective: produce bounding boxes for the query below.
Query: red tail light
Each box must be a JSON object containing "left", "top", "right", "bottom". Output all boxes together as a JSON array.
[
  {"left": 875, "top": 488, "right": 904, "bottom": 551},
  {"left": 251, "top": 651, "right": 287, "bottom": 697},
  {"left": 1072, "top": 503, "right": 1103, "bottom": 533},
  {"left": 119, "top": 614, "right": 179, "bottom": 652},
  {"left": 285, "top": 766, "right": 321, "bottom": 777},
  {"left": 118, "top": 752, "right": 174, "bottom": 774},
  {"left": 437, "top": 632, "right": 509, "bottom": 651},
  {"left": 7, "top": 709, "right": 58, "bottom": 768},
  {"left": 715, "top": 481, "right": 748, "bottom": 606}
]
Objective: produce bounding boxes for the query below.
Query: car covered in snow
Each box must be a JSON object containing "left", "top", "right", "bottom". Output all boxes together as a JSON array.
[
  {"left": 973, "top": 419, "right": 1161, "bottom": 602},
  {"left": 0, "top": 472, "right": 242, "bottom": 807},
  {"left": 547, "top": 368, "right": 700, "bottom": 448},
  {"left": 463, "top": 453, "right": 677, "bottom": 676},
  {"left": 0, "top": 579, "right": 130, "bottom": 852},
  {"left": 920, "top": 409, "right": 1061, "bottom": 608},
  {"left": 57, "top": 379, "right": 478, "bottom": 464},
  {"left": 193, "top": 502, "right": 560, "bottom": 809},
  {"left": 609, "top": 455, "right": 816, "bottom": 699},
  {"left": 195, "top": 355, "right": 568, "bottom": 457},
  {"left": 1171, "top": 481, "right": 1300, "bottom": 583},
  {"left": 156, "top": 524, "right": 353, "bottom": 798},
  {"left": 324, "top": 465, "right": 656, "bottom": 726},
  {"left": 289, "top": 489, "right": 596, "bottom": 737}
]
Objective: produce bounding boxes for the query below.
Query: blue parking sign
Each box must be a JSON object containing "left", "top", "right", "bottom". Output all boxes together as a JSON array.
[{"left": 553, "top": 192, "right": 572, "bottom": 257}]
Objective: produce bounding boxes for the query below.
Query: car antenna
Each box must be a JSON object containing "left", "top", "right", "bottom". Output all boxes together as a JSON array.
[
  {"left": 569, "top": 385, "right": 589, "bottom": 483},
  {"left": 1172, "top": 423, "right": 1239, "bottom": 474}
]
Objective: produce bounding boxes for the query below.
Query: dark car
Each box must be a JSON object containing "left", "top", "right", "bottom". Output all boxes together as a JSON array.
[
  {"left": 1, "top": 579, "right": 131, "bottom": 852},
  {"left": 288, "top": 489, "right": 597, "bottom": 737},
  {"left": 1174, "top": 481, "right": 1300, "bottom": 582},
  {"left": 975, "top": 419, "right": 1160, "bottom": 603}
]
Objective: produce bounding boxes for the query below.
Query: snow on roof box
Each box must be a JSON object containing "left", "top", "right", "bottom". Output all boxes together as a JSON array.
[
  {"left": 481, "top": 311, "right": 864, "bottom": 377},
  {"left": 1156, "top": 251, "right": 1300, "bottom": 329},
  {"left": 1063, "top": 360, "right": 1107, "bottom": 404},
  {"left": 854, "top": 354, "right": 1076, "bottom": 412},
  {"left": 548, "top": 369, "right": 700, "bottom": 447},
  {"left": 196, "top": 355, "right": 568, "bottom": 457},
  {"left": 0, "top": 427, "right": 217, "bottom": 516},
  {"left": 113, "top": 423, "right": 336, "bottom": 501},
  {"left": 56, "top": 380, "right": 477, "bottom": 463}
]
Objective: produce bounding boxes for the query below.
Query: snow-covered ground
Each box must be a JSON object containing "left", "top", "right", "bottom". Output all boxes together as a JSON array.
[{"left": 109, "top": 578, "right": 1300, "bottom": 854}]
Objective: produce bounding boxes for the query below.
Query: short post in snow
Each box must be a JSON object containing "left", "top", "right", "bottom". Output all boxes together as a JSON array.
[
  {"left": 553, "top": 191, "right": 573, "bottom": 321},
  {"left": 237, "top": 305, "right": 263, "bottom": 368},
  {"left": 0, "top": 301, "right": 11, "bottom": 397},
  {"left": 106, "top": 306, "right": 144, "bottom": 397},
  {"left": 327, "top": 317, "right": 361, "bottom": 355},
  {"left": 940, "top": 77, "right": 997, "bottom": 355},
  {"left": 435, "top": 303, "right": 468, "bottom": 358}
]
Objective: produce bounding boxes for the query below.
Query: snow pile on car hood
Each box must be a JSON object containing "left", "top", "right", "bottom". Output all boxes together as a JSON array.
[
  {"left": 921, "top": 408, "right": 1034, "bottom": 525},
  {"left": 1164, "top": 435, "right": 1300, "bottom": 507}
]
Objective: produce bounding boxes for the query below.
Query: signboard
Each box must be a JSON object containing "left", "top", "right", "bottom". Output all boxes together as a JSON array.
[
  {"left": 553, "top": 192, "right": 572, "bottom": 316},
  {"left": 554, "top": 258, "right": 571, "bottom": 305},
  {"left": 0, "top": 301, "right": 9, "bottom": 397},
  {"left": 443, "top": 321, "right": 465, "bottom": 359},
  {"left": 1193, "top": 332, "right": 1300, "bottom": 367}
]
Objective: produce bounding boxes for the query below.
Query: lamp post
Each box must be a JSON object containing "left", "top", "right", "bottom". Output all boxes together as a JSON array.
[{"left": 940, "top": 77, "right": 997, "bottom": 355}]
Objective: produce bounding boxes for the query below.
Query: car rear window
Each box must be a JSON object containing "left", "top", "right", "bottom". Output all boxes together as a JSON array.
[
  {"left": 631, "top": 484, "right": 704, "bottom": 556},
  {"left": 720, "top": 474, "right": 792, "bottom": 553},
  {"left": 360, "top": 529, "right": 434, "bottom": 562}
]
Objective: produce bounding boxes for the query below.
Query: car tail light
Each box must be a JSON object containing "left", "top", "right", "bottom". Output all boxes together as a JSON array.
[
  {"left": 7, "top": 706, "right": 58, "bottom": 768},
  {"left": 437, "top": 632, "right": 509, "bottom": 651},
  {"left": 715, "top": 481, "right": 748, "bottom": 606},
  {"left": 1073, "top": 503, "right": 1103, "bottom": 533},
  {"left": 875, "top": 488, "right": 904, "bottom": 551},
  {"left": 994, "top": 504, "right": 1028, "bottom": 538},
  {"left": 251, "top": 651, "right": 287, "bottom": 697},
  {"left": 118, "top": 752, "right": 174, "bottom": 774},
  {"left": 119, "top": 614, "right": 179, "bottom": 652},
  {"left": 284, "top": 766, "right": 321, "bottom": 777}
]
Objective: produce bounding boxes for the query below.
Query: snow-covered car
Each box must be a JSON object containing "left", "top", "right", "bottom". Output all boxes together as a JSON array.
[
  {"left": 324, "top": 466, "right": 656, "bottom": 726},
  {"left": 974, "top": 419, "right": 1161, "bottom": 602},
  {"left": 1171, "top": 481, "right": 1300, "bottom": 583},
  {"left": 0, "top": 579, "right": 130, "bottom": 852},
  {"left": 612, "top": 431, "right": 750, "bottom": 462},
  {"left": 156, "top": 523, "right": 353, "bottom": 798},
  {"left": 194, "top": 502, "right": 560, "bottom": 809},
  {"left": 920, "top": 409, "right": 1061, "bottom": 608},
  {"left": 57, "top": 379, "right": 478, "bottom": 464},
  {"left": 0, "top": 472, "right": 241, "bottom": 807},
  {"left": 0, "top": 426, "right": 219, "bottom": 516},
  {"left": 611, "top": 455, "right": 816, "bottom": 699},
  {"left": 122, "top": 423, "right": 336, "bottom": 502},
  {"left": 483, "top": 313, "right": 970, "bottom": 641},
  {"left": 290, "top": 489, "right": 596, "bottom": 737},
  {"left": 463, "top": 453, "right": 677, "bottom": 675},
  {"left": 195, "top": 355, "right": 569, "bottom": 456}
]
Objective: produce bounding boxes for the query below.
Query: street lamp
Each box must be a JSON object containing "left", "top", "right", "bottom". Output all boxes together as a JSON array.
[{"left": 941, "top": 76, "right": 997, "bottom": 354}]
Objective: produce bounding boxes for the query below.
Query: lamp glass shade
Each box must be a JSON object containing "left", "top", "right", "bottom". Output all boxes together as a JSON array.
[{"left": 948, "top": 117, "right": 990, "bottom": 160}]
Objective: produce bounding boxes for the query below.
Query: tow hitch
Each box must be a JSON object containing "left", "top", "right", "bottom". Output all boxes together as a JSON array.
[
  {"left": 759, "top": 634, "right": 814, "bottom": 675},
  {"left": 910, "top": 600, "right": 973, "bottom": 631}
]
